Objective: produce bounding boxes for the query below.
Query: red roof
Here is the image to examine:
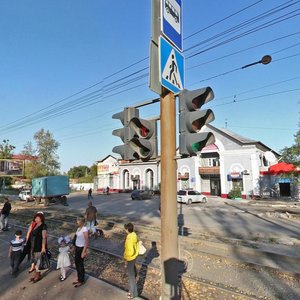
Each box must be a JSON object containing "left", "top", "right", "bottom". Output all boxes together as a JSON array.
[
  {"left": 12, "top": 154, "right": 38, "bottom": 161},
  {"left": 269, "top": 162, "right": 297, "bottom": 174}
]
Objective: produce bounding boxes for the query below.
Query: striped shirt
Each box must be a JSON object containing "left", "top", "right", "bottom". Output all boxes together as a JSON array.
[{"left": 10, "top": 238, "right": 25, "bottom": 252}]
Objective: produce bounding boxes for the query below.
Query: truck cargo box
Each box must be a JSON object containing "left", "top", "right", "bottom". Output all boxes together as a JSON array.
[{"left": 32, "top": 175, "right": 69, "bottom": 198}]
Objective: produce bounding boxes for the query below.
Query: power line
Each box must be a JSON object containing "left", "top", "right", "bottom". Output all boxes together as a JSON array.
[
  {"left": 187, "top": 9, "right": 300, "bottom": 59},
  {"left": 187, "top": 31, "right": 300, "bottom": 71},
  {"left": 186, "top": 0, "right": 299, "bottom": 52},
  {"left": 2, "top": 1, "right": 300, "bottom": 134},
  {"left": 184, "top": 0, "right": 264, "bottom": 40}
]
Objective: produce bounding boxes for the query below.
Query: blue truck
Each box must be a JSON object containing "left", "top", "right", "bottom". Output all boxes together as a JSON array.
[{"left": 32, "top": 175, "right": 69, "bottom": 206}]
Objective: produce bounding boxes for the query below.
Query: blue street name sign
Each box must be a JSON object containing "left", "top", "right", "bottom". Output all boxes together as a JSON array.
[{"left": 159, "top": 36, "right": 184, "bottom": 94}]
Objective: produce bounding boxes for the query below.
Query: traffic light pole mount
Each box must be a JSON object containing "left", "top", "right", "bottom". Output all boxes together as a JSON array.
[{"left": 160, "top": 91, "right": 179, "bottom": 299}]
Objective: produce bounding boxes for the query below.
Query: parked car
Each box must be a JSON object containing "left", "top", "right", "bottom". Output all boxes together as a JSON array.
[
  {"left": 177, "top": 190, "right": 207, "bottom": 205},
  {"left": 131, "top": 190, "right": 154, "bottom": 200},
  {"left": 18, "top": 190, "right": 33, "bottom": 202}
]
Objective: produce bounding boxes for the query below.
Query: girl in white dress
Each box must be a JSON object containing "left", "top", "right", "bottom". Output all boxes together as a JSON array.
[{"left": 57, "top": 236, "right": 71, "bottom": 281}]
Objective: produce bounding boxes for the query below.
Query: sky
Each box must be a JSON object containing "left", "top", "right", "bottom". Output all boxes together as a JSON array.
[{"left": 0, "top": 0, "right": 299, "bottom": 172}]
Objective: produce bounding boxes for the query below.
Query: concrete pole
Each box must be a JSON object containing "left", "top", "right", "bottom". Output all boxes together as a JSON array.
[{"left": 160, "top": 91, "right": 179, "bottom": 299}]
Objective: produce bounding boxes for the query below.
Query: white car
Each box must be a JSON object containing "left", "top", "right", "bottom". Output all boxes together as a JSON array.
[
  {"left": 177, "top": 190, "right": 207, "bottom": 205},
  {"left": 18, "top": 190, "right": 33, "bottom": 202}
]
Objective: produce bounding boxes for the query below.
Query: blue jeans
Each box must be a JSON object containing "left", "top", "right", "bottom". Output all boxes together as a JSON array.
[{"left": 126, "top": 259, "right": 138, "bottom": 297}]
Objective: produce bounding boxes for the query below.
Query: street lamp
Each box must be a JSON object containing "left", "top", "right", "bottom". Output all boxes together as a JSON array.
[{"left": 241, "top": 55, "right": 272, "bottom": 69}]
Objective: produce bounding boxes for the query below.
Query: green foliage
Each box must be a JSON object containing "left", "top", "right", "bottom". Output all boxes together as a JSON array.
[
  {"left": 21, "top": 141, "right": 36, "bottom": 156},
  {"left": 22, "top": 129, "right": 60, "bottom": 179},
  {"left": 68, "top": 165, "right": 89, "bottom": 178},
  {"left": 67, "top": 164, "right": 97, "bottom": 179},
  {"left": 89, "top": 164, "right": 98, "bottom": 177},
  {"left": 34, "top": 129, "right": 60, "bottom": 174},
  {"left": 280, "top": 129, "right": 300, "bottom": 166},
  {"left": 76, "top": 175, "right": 94, "bottom": 183},
  {"left": 228, "top": 188, "right": 242, "bottom": 199},
  {"left": 0, "top": 139, "right": 15, "bottom": 159}
]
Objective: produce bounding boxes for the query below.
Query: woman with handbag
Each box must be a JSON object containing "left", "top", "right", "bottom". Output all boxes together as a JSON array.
[
  {"left": 29, "top": 212, "right": 47, "bottom": 283},
  {"left": 72, "top": 215, "right": 89, "bottom": 288}
]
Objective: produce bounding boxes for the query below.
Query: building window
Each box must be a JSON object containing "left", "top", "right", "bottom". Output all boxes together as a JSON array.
[
  {"left": 232, "top": 178, "right": 243, "bottom": 190},
  {"left": 208, "top": 158, "right": 219, "bottom": 167},
  {"left": 145, "top": 169, "right": 154, "bottom": 190},
  {"left": 123, "top": 170, "right": 130, "bottom": 189}
]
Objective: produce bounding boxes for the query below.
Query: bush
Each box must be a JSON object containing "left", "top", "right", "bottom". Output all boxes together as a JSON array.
[{"left": 228, "top": 188, "right": 242, "bottom": 199}]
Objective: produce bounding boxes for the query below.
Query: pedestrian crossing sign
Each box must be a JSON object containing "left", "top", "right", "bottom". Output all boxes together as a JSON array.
[{"left": 159, "top": 36, "right": 184, "bottom": 94}]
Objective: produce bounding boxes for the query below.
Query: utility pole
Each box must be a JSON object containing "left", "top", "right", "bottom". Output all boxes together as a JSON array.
[
  {"left": 149, "top": 0, "right": 184, "bottom": 297},
  {"left": 160, "top": 90, "right": 179, "bottom": 299}
]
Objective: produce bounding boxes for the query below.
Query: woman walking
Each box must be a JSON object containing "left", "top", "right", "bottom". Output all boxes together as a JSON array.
[
  {"left": 124, "top": 223, "right": 139, "bottom": 299},
  {"left": 29, "top": 212, "right": 47, "bottom": 283},
  {"left": 72, "top": 216, "right": 89, "bottom": 288}
]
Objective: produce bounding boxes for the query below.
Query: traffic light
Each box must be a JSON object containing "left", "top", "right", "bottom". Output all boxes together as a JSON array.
[
  {"left": 179, "top": 87, "right": 215, "bottom": 156},
  {"left": 112, "top": 107, "right": 139, "bottom": 160},
  {"left": 112, "top": 107, "right": 158, "bottom": 161},
  {"left": 128, "top": 117, "right": 158, "bottom": 161}
]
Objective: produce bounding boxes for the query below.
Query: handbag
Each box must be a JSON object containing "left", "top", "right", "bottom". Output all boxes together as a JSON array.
[
  {"left": 46, "top": 249, "right": 52, "bottom": 260},
  {"left": 39, "top": 252, "right": 51, "bottom": 270},
  {"left": 138, "top": 241, "right": 146, "bottom": 255},
  {"left": 72, "top": 234, "right": 77, "bottom": 246}
]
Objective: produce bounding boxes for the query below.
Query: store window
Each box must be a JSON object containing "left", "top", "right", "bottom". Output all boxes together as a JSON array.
[{"left": 232, "top": 178, "right": 243, "bottom": 190}]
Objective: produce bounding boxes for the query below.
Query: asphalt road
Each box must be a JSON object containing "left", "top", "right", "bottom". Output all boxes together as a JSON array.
[{"left": 66, "top": 192, "right": 300, "bottom": 243}]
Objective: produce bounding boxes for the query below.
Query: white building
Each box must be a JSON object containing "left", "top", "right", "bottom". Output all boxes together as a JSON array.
[{"left": 96, "top": 125, "right": 299, "bottom": 199}]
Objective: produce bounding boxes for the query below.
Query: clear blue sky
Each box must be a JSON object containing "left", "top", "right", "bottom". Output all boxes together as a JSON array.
[{"left": 0, "top": 0, "right": 299, "bottom": 172}]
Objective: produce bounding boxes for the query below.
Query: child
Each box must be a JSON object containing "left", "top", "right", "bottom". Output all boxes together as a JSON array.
[
  {"left": 57, "top": 236, "right": 71, "bottom": 281},
  {"left": 8, "top": 229, "right": 25, "bottom": 277}
]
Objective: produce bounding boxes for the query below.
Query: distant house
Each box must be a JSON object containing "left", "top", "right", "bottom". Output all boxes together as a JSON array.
[{"left": 0, "top": 154, "right": 37, "bottom": 177}]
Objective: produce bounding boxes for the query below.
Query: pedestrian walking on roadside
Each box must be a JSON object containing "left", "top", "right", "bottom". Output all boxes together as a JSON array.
[
  {"left": 21, "top": 212, "right": 43, "bottom": 267},
  {"left": 0, "top": 198, "right": 12, "bottom": 231},
  {"left": 124, "top": 222, "right": 139, "bottom": 299},
  {"left": 57, "top": 236, "right": 71, "bottom": 281},
  {"left": 8, "top": 229, "right": 25, "bottom": 277},
  {"left": 72, "top": 215, "right": 89, "bottom": 288},
  {"left": 29, "top": 212, "right": 48, "bottom": 283},
  {"left": 88, "top": 188, "right": 93, "bottom": 199},
  {"left": 85, "top": 201, "right": 97, "bottom": 236}
]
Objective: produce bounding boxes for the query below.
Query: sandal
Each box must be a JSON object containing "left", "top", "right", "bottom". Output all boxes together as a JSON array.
[
  {"left": 74, "top": 282, "right": 85, "bottom": 288},
  {"left": 72, "top": 281, "right": 79, "bottom": 285},
  {"left": 28, "top": 269, "right": 35, "bottom": 273}
]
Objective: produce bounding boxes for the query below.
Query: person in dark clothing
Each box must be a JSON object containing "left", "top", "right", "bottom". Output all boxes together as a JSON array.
[
  {"left": 72, "top": 215, "right": 89, "bottom": 288},
  {"left": 19, "top": 214, "right": 38, "bottom": 266},
  {"left": 0, "top": 198, "right": 12, "bottom": 231},
  {"left": 88, "top": 188, "right": 93, "bottom": 199},
  {"left": 9, "top": 229, "right": 24, "bottom": 277},
  {"left": 29, "top": 212, "right": 47, "bottom": 283}
]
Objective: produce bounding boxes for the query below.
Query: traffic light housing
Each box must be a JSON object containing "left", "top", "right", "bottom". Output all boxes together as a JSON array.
[
  {"left": 179, "top": 87, "right": 215, "bottom": 157},
  {"left": 112, "top": 107, "right": 139, "bottom": 160},
  {"left": 112, "top": 107, "right": 158, "bottom": 161},
  {"left": 128, "top": 117, "right": 158, "bottom": 161}
]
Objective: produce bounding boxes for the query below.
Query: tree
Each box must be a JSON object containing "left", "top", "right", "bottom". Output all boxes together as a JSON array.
[
  {"left": 68, "top": 166, "right": 89, "bottom": 178},
  {"left": 89, "top": 164, "right": 98, "bottom": 177},
  {"left": 280, "top": 129, "right": 300, "bottom": 166},
  {"left": 21, "top": 141, "right": 36, "bottom": 156},
  {"left": 22, "top": 129, "right": 60, "bottom": 177},
  {"left": 34, "top": 129, "right": 60, "bottom": 175},
  {"left": 0, "top": 139, "right": 15, "bottom": 159}
]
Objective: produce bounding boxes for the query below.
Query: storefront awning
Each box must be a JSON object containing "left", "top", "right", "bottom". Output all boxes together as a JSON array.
[{"left": 269, "top": 162, "right": 297, "bottom": 175}]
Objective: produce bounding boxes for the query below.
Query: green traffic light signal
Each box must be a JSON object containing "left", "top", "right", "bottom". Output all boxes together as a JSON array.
[{"left": 179, "top": 87, "right": 215, "bottom": 157}]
